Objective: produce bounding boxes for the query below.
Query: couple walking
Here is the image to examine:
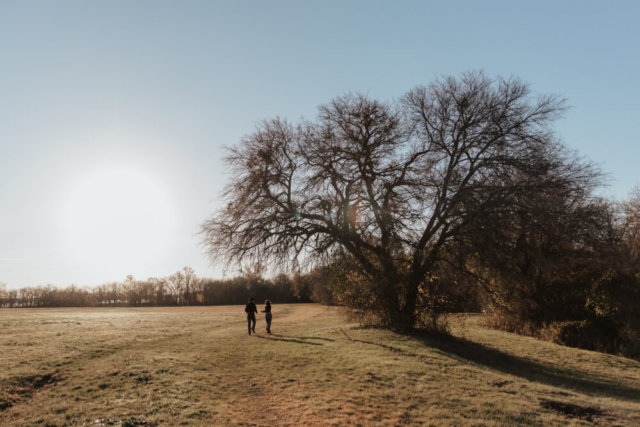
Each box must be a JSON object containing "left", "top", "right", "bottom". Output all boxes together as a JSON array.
[{"left": 244, "top": 298, "right": 272, "bottom": 335}]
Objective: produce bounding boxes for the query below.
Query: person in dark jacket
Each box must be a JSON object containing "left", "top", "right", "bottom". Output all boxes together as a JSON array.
[
  {"left": 245, "top": 298, "right": 258, "bottom": 335},
  {"left": 261, "top": 300, "right": 272, "bottom": 334}
]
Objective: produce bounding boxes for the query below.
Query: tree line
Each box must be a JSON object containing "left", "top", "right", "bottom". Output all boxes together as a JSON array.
[{"left": 0, "top": 266, "right": 321, "bottom": 308}]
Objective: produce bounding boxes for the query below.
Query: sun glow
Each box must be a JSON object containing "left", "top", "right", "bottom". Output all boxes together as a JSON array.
[{"left": 61, "top": 166, "right": 178, "bottom": 273}]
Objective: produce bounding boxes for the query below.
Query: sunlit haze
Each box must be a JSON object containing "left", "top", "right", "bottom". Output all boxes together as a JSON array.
[
  {"left": 1, "top": 0, "right": 639, "bottom": 288},
  {"left": 60, "top": 166, "right": 177, "bottom": 277}
]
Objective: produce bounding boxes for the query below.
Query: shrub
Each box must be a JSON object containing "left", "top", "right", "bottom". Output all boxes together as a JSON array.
[
  {"left": 540, "top": 318, "right": 629, "bottom": 355},
  {"left": 586, "top": 269, "right": 624, "bottom": 318}
]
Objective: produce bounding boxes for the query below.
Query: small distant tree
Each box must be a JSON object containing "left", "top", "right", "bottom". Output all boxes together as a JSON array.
[
  {"left": 201, "top": 71, "right": 602, "bottom": 331},
  {"left": 0, "top": 282, "right": 6, "bottom": 308},
  {"left": 292, "top": 272, "right": 313, "bottom": 302},
  {"left": 107, "top": 281, "right": 120, "bottom": 307},
  {"left": 122, "top": 275, "right": 136, "bottom": 306},
  {"left": 166, "top": 270, "right": 185, "bottom": 305},
  {"left": 182, "top": 266, "right": 196, "bottom": 306},
  {"left": 6, "top": 289, "right": 18, "bottom": 308},
  {"left": 164, "top": 267, "right": 198, "bottom": 306}
]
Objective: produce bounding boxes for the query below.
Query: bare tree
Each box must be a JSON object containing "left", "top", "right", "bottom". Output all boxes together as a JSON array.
[
  {"left": 182, "top": 266, "right": 196, "bottom": 306},
  {"left": 121, "top": 275, "right": 136, "bottom": 306},
  {"left": 6, "top": 289, "right": 17, "bottom": 308},
  {"left": 0, "top": 282, "right": 6, "bottom": 308},
  {"left": 148, "top": 277, "right": 167, "bottom": 306},
  {"left": 201, "top": 71, "right": 601, "bottom": 331},
  {"left": 166, "top": 270, "right": 185, "bottom": 305}
]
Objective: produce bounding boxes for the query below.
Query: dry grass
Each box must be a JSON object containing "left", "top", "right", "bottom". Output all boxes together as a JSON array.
[{"left": 1, "top": 305, "right": 639, "bottom": 426}]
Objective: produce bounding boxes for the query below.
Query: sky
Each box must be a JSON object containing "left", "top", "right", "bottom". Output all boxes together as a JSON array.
[{"left": 1, "top": 1, "right": 639, "bottom": 289}]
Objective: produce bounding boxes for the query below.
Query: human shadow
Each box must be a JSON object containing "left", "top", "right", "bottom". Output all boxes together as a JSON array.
[
  {"left": 271, "top": 334, "right": 335, "bottom": 342},
  {"left": 255, "top": 335, "right": 323, "bottom": 346},
  {"left": 408, "top": 334, "right": 640, "bottom": 402}
]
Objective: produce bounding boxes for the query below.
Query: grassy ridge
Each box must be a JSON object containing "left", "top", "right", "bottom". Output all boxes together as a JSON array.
[{"left": 1, "top": 304, "right": 639, "bottom": 426}]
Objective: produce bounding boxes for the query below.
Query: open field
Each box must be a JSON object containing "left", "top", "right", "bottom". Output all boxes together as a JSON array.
[{"left": 1, "top": 304, "right": 639, "bottom": 426}]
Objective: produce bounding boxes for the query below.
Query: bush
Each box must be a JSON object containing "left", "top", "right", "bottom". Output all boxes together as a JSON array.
[
  {"left": 540, "top": 318, "right": 629, "bottom": 355},
  {"left": 485, "top": 309, "right": 541, "bottom": 337},
  {"left": 586, "top": 269, "right": 624, "bottom": 318},
  {"left": 485, "top": 266, "right": 640, "bottom": 358}
]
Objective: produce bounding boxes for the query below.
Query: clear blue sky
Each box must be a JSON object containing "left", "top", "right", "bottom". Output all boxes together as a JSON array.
[{"left": 1, "top": 1, "right": 639, "bottom": 288}]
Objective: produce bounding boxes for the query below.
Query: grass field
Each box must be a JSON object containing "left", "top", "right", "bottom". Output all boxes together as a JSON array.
[{"left": 1, "top": 304, "right": 639, "bottom": 426}]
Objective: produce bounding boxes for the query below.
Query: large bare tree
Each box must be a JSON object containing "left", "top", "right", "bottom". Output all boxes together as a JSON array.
[{"left": 201, "top": 71, "right": 600, "bottom": 330}]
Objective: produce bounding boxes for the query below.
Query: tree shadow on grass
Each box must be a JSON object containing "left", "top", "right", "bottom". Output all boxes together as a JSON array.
[
  {"left": 255, "top": 335, "right": 323, "bottom": 346},
  {"left": 411, "top": 334, "right": 640, "bottom": 402}
]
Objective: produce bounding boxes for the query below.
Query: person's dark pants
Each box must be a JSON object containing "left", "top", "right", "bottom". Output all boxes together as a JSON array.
[
  {"left": 265, "top": 313, "right": 272, "bottom": 333},
  {"left": 247, "top": 315, "right": 256, "bottom": 334}
]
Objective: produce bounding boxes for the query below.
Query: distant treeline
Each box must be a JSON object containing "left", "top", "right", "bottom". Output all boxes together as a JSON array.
[{"left": 0, "top": 266, "right": 333, "bottom": 309}]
